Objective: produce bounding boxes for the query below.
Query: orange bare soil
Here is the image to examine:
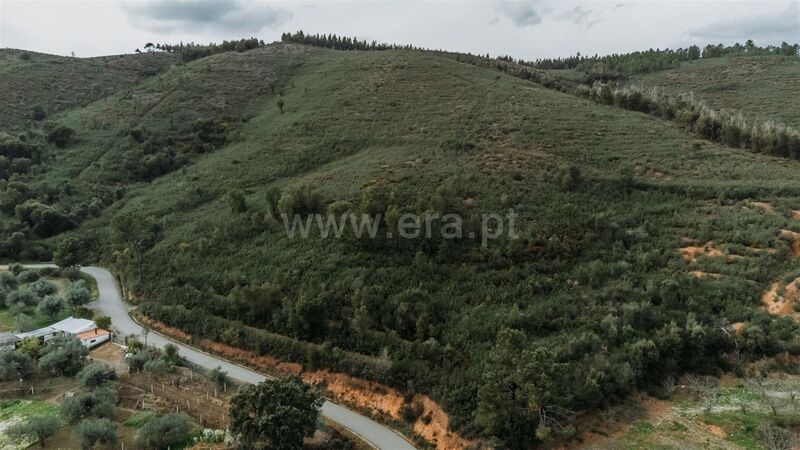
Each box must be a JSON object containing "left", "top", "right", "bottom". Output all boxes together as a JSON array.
[
  {"left": 141, "top": 317, "right": 479, "bottom": 450},
  {"left": 702, "top": 423, "right": 728, "bottom": 439},
  {"left": 688, "top": 271, "right": 721, "bottom": 279},
  {"left": 139, "top": 315, "right": 192, "bottom": 341},
  {"left": 679, "top": 242, "right": 724, "bottom": 262},
  {"left": 761, "top": 278, "right": 800, "bottom": 318},
  {"left": 779, "top": 229, "right": 800, "bottom": 256}
]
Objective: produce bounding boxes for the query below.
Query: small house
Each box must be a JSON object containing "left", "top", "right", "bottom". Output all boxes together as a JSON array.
[
  {"left": 76, "top": 328, "right": 111, "bottom": 349},
  {"left": 15, "top": 317, "right": 101, "bottom": 346},
  {"left": 15, "top": 326, "right": 62, "bottom": 343},
  {"left": 50, "top": 317, "right": 97, "bottom": 335}
]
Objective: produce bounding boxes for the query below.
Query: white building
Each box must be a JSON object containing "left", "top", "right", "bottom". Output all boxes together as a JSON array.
[
  {"left": 76, "top": 328, "right": 111, "bottom": 348},
  {"left": 15, "top": 326, "right": 62, "bottom": 343},
  {"left": 15, "top": 317, "right": 110, "bottom": 348},
  {"left": 50, "top": 317, "right": 97, "bottom": 335}
]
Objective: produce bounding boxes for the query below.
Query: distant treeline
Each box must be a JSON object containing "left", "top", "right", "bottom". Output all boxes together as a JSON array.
[
  {"left": 516, "top": 41, "right": 800, "bottom": 83},
  {"left": 280, "top": 31, "right": 418, "bottom": 51},
  {"left": 142, "top": 38, "right": 265, "bottom": 62},
  {"left": 578, "top": 82, "right": 800, "bottom": 160}
]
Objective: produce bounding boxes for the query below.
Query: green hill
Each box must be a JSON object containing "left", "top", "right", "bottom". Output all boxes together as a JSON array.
[
  {"left": 628, "top": 55, "right": 800, "bottom": 127},
  {"left": 0, "top": 49, "right": 178, "bottom": 130},
  {"left": 2, "top": 43, "right": 799, "bottom": 448}
]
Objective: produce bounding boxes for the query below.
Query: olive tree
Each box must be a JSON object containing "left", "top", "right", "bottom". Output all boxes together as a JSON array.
[
  {"left": 37, "top": 295, "right": 66, "bottom": 320},
  {"left": 61, "top": 387, "right": 116, "bottom": 424},
  {"left": 53, "top": 236, "right": 82, "bottom": 268},
  {"left": 135, "top": 413, "right": 190, "bottom": 449},
  {"left": 0, "top": 350, "right": 35, "bottom": 381},
  {"left": 73, "top": 418, "right": 117, "bottom": 450},
  {"left": 7, "top": 414, "right": 60, "bottom": 447},
  {"left": 29, "top": 279, "right": 57, "bottom": 297},
  {"left": 38, "top": 335, "right": 88, "bottom": 376},
  {"left": 230, "top": 376, "right": 322, "bottom": 450},
  {"left": 64, "top": 281, "right": 91, "bottom": 308},
  {"left": 77, "top": 363, "right": 116, "bottom": 388}
]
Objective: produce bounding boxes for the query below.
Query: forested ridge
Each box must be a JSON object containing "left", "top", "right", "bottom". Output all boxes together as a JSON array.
[{"left": 1, "top": 38, "right": 800, "bottom": 448}]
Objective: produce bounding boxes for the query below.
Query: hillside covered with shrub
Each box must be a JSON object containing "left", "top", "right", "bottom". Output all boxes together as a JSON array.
[{"left": 1, "top": 41, "right": 800, "bottom": 448}]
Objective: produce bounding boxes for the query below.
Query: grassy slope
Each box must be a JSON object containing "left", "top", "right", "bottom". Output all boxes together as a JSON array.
[
  {"left": 9, "top": 45, "right": 800, "bottom": 444},
  {"left": 628, "top": 55, "right": 800, "bottom": 127},
  {"left": 39, "top": 44, "right": 311, "bottom": 184},
  {"left": 0, "top": 49, "right": 178, "bottom": 130}
]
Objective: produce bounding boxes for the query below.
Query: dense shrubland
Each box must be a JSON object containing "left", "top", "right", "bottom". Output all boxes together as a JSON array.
[
  {"left": 4, "top": 41, "right": 800, "bottom": 449},
  {"left": 133, "top": 173, "right": 800, "bottom": 448}
]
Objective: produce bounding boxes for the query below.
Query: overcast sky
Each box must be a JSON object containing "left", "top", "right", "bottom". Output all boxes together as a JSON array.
[{"left": 1, "top": 0, "right": 798, "bottom": 59}]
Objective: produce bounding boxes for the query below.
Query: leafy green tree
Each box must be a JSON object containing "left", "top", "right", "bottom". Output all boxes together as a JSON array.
[
  {"left": 77, "top": 363, "right": 116, "bottom": 388},
  {"left": 37, "top": 295, "right": 66, "bottom": 320},
  {"left": 53, "top": 236, "right": 82, "bottom": 268},
  {"left": 7, "top": 288, "right": 37, "bottom": 308},
  {"left": 209, "top": 366, "right": 229, "bottom": 387},
  {"left": 230, "top": 377, "right": 322, "bottom": 450},
  {"left": 0, "top": 350, "right": 35, "bottom": 381},
  {"left": 95, "top": 316, "right": 112, "bottom": 330},
  {"left": 475, "top": 329, "right": 536, "bottom": 445},
  {"left": 144, "top": 358, "right": 171, "bottom": 376},
  {"left": 61, "top": 387, "right": 116, "bottom": 424},
  {"left": 15, "top": 313, "right": 36, "bottom": 332},
  {"left": 16, "top": 337, "right": 41, "bottom": 359},
  {"left": 29, "top": 279, "right": 57, "bottom": 297},
  {"left": 30, "top": 105, "right": 46, "bottom": 121},
  {"left": 276, "top": 95, "right": 285, "bottom": 113},
  {"left": 73, "top": 418, "right": 117, "bottom": 450},
  {"left": 111, "top": 212, "right": 161, "bottom": 283},
  {"left": 162, "top": 343, "right": 181, "bottom": 366},
  {"left": 135, "top": 413, "right": 190, "bottom": 449},
  {"left": 38, "top": 335, "right": 88, "bottom": 376},
  {"left": 64, "top": 282, "right": 91, "bottom": 308},
  {"left": 126, "top": 349, "right": 158, "bottom": 372},
  {"left": 8, "top": 263, "right": 23, "bottom": 276},
  {"left": 0, "top": 271, "right": 18, "bottom": 289},
  {"left": 18, "top": 270, "right": 40, "bottom": 283},
  {"left": 46, "top": 126, "right": 75, "bottom": 148},
  {"left": 225, "top": 189, "right": 247, "bottom": 213},
  {"left": 7, "top": 414, "right": 60, "bottom": 447}
]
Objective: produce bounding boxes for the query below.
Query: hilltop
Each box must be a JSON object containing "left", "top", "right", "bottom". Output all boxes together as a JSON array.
[{"left": 1, "top": 42, "right": 799, "bottom": 448}]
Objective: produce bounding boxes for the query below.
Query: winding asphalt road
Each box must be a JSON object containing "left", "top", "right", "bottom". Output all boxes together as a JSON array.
[{"left": 7, "top": 264, "right": 416, "bottom": 450}]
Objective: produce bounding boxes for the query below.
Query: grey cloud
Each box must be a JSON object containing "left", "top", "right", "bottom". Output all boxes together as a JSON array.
[
  {"left": 689, "top": 6, "right": 799, "bottom": 41},
  {"left": 123, "top": 0, "right": 290, "bottom": 33},
  {"left": 559, "top": 5, "right": 599, "bottom": 27},
  {"left": 496, "top": 2, "right": 544, "bottom": 27}
]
